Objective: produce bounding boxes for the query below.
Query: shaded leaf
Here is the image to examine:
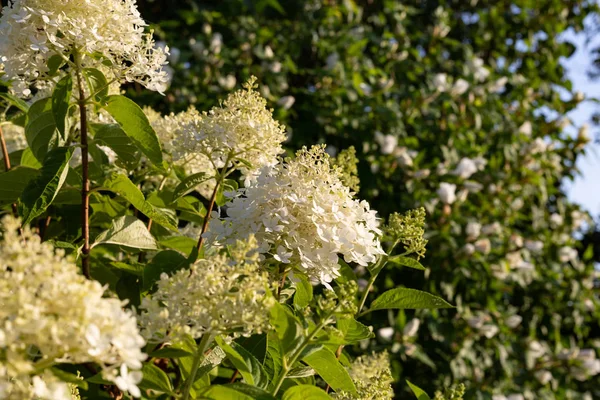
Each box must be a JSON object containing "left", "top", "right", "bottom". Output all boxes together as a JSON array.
[
  {"left": 25, "top": 98, "right": 61, "bottom": 161},
  {"left": 18, "top": 147, "right": 73, "bottom": 224},
  {"left": 171, "top": 172, "right": 212, "bottom": 202},
  {"left": 51, "top": 74, "right": 72, "bottom": 138},
  {"left": 92, "top": 123, "right": 140, "bottom": 170},
  {"left": 102, "top": 173, "right": 177, "bottom": 231},
  {"left": 103, "top": 95, "right": 164, "bottom": 168},
  {"left": 0, "top": 166, "right": 38, "bottom": 204},
  {"left": 138, "top": 363, "right": 173, "bottom": 394}
]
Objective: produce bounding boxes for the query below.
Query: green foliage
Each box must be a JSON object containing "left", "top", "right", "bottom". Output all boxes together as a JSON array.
[
  {"left": 102, "top": 94, "right": 165, "bottom": 169},
  {"left": 18, "top": 147, "right": 73, "bottom": 225},
  {"left": 131, "top": 1, "right": 600, "bottom": 398}
]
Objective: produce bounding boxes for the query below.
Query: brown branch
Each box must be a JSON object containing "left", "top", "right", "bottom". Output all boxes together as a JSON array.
[
  {"left": 195, "top": 181, "right": 220, "bottom": 253},
  {"left": 0, "top": 125, "right": 24, "bottom": 238},
  {"left": 76, "top": 64, "right": 91, "bottom": 279}
]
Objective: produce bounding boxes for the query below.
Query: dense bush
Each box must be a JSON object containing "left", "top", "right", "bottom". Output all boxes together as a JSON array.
[
  {"left": 0, "top": 1, "right": 460, "bottom": 399},
  {"left": 131, "top": 1, "right": 600, "bottom": 398}
]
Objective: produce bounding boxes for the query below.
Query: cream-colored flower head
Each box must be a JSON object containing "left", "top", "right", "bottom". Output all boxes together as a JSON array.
[
  {"left": 333, "top": 352, "right": 394, "bottom": 400},
  {"left": 0, "top": 368, "right": 72, "bottom": 400},
  {"left": 173, "top": 77, "right": 286, "bottom": 181},
  {"left": 147, "top": 106, "right": 217, "bottom": 198},
  {"left": 139, "top": 236, "right": 274, "bottom": 343},
  {"left": 207, "top": 145, "right": 385, "bottom": 286},
  {"left": 0, "top": 215, "right": 146, "bottom": 398},
  {"left": 0, "top": 0, "right": 169, "bottom": 96}
]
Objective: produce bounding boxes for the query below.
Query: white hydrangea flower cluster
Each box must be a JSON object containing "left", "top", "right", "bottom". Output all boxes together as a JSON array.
[
  {"left": 139, "top": 236, "right": 274, "bottom": 342},
  {"left": 0, "top": 216, "right": 146, "bottom": 398},
  {"left": 0, "top": 368, "right": 71, "bottom": 400},
  {"left": 145, "top": 106, "right": 217, "bottom": 198},
  {"left": 207, "top": 145, "right": 385, "bottom": 285},
  {"left": 0, "top": 0, "right": 169, "bottom": 96},
  {"left": 332, "top": 352, "right": 394, "bottom": 400},
  {"left": 173, "top": 77, "right": 286, "bottom": 181}
]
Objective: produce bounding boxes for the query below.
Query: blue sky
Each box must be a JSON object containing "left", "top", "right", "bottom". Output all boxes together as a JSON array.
[{"left": 562, "top": 27, "right": 600, "bottom": 216}]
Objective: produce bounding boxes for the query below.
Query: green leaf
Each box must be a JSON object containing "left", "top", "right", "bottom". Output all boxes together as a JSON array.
[
  {"left": 25, "top": 98, "right": 62, "bottom": 161},
  {"left": 196, "top": 385, "right": 254, "bottom": 400},
  {"left": 142, "top": 250, "right": 188, "bottom": 291},
  {"left": 92, "top": 215, "right": 158, "bottom": 250},
  {"left": 227, "top": 383, "right": 276, "bottom": 400},
  {"left": 293, "top": 274, "right": 313, "bottom": 308},
  {"left": 216, "top": 336, "right": 270, "bottom": 389},
  {"left": 51, "top": 74, "right": 72, "bottom": 138},
  {"left": 302, "top": 348, "right": 357, "bottom": 395},
  {"left": 387, "top": 256, "right": 426, "bottom": 271},
  {"left": 0, "top": 92, "right": 29, "bottom": 112},
  {"left": 47, "top": 54, "right": 64, "bottom": 76},
  {"left": 176, "top": 335, "right": 226, "bottom": 384},
  {"left": 0, "top": 166, "right": 39, "bottom": 204},
  {"left": 110, "top": 261, "right": 144, "bottom": 276},
  {"left": 171, "top": 172, "right": 212, "bottom": 202},
  {"left": 159, "top": 235, "right": 197, "bottom": 256},
  {"left": 102, "top": 172, "right": 178, "bottom": 231},
  {"left": 50, "top": 368, "right": 88, "bottom": 390},
  {"left": 216, "top": 179, "right": 238, "bottom": 206},
  {"left": 337, "top": 318, "right": 374, "bottom": 344},
  {"left": 102, "top": 95, "right": 164, "bottom": 168},
  {"left": 92, "top": 123, "right": 141, "bottom": 170},
  {"left": 282, "top": 385, "right": 331, "bottom": 400},
  {"left": 83, "top": 68, "right": 109, "bottom": 102},
  {"left": 149, "top": 347, "right": 193, "bottom": 358},
  {"left": 369, "top": 288, "right": 453, "bottom": 312},
  {"left": 235, "top": 334, "right": 268, "bottom": 364},
  {"left": 20, "top": 148, "right": 42, "bottom": 169},
  {"left": 269, "top": 303, "right": 303, "bottom": 355},
  {"left": 116, "top": 273, "right": 141, "bottom": 307},
  {"left": 138, "top": 363, "right": 173, "bottom": 394},
  {"left": 407, "top": 380, "right": 431, "bottom": 400},
  {"left": 18, "top": 147, "right": 73, "bottom": 224}
]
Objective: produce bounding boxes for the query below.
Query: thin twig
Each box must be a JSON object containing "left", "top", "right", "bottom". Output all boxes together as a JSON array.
[
  {"left": 195, "top": 180, "right": 219, "bottom": 253},
  {"left": 0, "top": 125, "right": 23, "bottom": 237},
  {"left": 75, "top": 55, "right": 91, "bottom": 279}
]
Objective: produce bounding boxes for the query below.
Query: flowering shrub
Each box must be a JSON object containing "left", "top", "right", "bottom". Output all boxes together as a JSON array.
[
  {"left": 0, "top": 1, "right": 455, "bottom": 399},
  {"left": 132, "top": 1, "right": 600, "bottom": 399}
]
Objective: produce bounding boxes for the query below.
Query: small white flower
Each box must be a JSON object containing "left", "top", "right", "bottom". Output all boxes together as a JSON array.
[
  {"left": 377, "top": 327, "right": 395, "bottom": 342},
  {"left": 277, "top": 95, "right": 296, "bottom": 110},
  {"left": 525, "top": 239, "right": 544, "bottom": 253},
  {"left": 450, "top": 78, "right": 469, "bottom": 96},
  {"left": 274, "top": 245, "right": 292, "bottom": 263},
  {"left": 558, "top": 246, "right": 578, "bottom": 263},
  {"left": 402, "top": 318, "right": 420, "bottom": 338},
  {"left": 452, "top": 157, "right": 478, "bottom": 179},
  {"left": 113, "top": 364, "right": 143, "bottom": 398},
  {"left": 505, "top": 315, "right": 522, "bottom": 329},
  {"left": 474, "top": 238, "right": 491, "bottom": 254},
  {"left": 518, "top": 121, "right": 532, "bottom": 136},
  {"left": 374, "top": 132, "right": 398, "bottom": 155},
  {"left": 432, "top": 73, "right": 448, "bottom": 92},
  {"left": 437, "top": 182, "right": 457, "bottom": 204},
  {"left": 549, "top": 213, "right": 563, "bottom": 227},
  {"left": 465, "top": 222, "right": 481, "bottom": 240},
  {"left": 480, "top": 324, "right": 499, "bottom": 338}
]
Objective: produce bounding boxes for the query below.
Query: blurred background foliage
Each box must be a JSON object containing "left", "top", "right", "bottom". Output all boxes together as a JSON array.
[{"left": 132, "top": 1, "right": 600, "bottom": 398}]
